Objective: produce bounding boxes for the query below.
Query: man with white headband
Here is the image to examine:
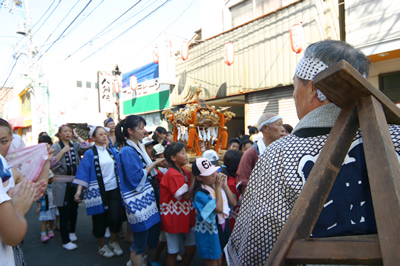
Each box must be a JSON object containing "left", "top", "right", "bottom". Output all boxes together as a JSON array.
[
  {"left": 225, "top": 40, "right": 399, "bottom": 265},
  {"left": 236, "top": 112, "right": 284, "bottom": 195}
]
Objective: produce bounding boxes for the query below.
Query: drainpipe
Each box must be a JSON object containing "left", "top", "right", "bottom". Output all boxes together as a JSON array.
[{"left": 339, "top": 0, "right": 345, "bottom": 41}]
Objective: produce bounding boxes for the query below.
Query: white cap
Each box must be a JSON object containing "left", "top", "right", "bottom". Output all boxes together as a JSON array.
[
  {"left": 141, "top": 136, "right": 158, "bottom": 147},
  {"left": 202, "top": 150, "right": 219, "bottom": 166},
  {"left": 192, "top": 158, "right": 220, "bottom": 176},
  {"left": 152, "top": 144, "right": 165, "bottom": 156}
]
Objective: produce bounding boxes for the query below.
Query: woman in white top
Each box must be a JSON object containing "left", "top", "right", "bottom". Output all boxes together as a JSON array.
[{"left": 73, "top": 126, "right": 123, "bottom": 258}]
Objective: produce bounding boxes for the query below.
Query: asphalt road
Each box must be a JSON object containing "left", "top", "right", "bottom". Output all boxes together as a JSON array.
[{"left": 23, "top": 203, "right": 205, "bottom": 266}]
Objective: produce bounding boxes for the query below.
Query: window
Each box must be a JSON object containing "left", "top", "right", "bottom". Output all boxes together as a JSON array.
[
  {"left": 77, "top": 81, "right": 82, "bottom": 87},
  {"left": 141, "top": 112, "right": 161, "bottom": 127},
  {"left": 95, "top": 82, "right": 99, "bottom": 89},
  {"left": 86, "top": 81, "right": 92, "bottom": 88},
  {"left": 379, "top": 71, "right": 400, "bottom": 103}
]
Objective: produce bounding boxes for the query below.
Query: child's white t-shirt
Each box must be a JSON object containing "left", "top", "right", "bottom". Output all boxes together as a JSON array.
[{"left": 0, "top": 177, "right": 15, "bottom": 266}]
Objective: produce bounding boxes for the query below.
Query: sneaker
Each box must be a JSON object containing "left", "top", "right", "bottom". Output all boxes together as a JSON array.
[
  {"left": 126, "top": 260, "right": 132, "bottom": 266},
  {"left": 176, "top": 254, "right": 183, "bottom": 262},
  {"left": 69, "top": 233, "right": 77, "bottom": 242},
  {"left": 40, "top": 235, "right": 50, "bottom": 243},
  {"left": 48, "top": 230, "right": 55, "bottom": 238},
  {"left": 98, "top": 245, "right": 114, "bottom": 258},
  {"left": 108, "top": 241, "right": 123, "bottom": 256},
  {"left": 63, "top": 242, "right": 78, "bottom": 250}
]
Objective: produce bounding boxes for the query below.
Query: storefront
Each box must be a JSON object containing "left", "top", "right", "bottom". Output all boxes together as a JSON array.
[{"left": 121, "top": 62, "right": 170, "bottom": 131}]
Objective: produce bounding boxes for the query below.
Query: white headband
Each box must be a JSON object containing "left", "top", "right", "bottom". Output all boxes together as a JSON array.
[
  {"left": 258, "top": 115, "right": 282, "bottom": 131},
  {"left": 295, "top": 56, "right": 329, "bottom": 102},
  {"left": 89, "top": 125, "right": 109, "bottom": 138}
]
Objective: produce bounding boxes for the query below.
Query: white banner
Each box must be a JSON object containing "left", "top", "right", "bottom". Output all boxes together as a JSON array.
[{"left": 98, "top": 71, "right": 114, "bottom": 113}]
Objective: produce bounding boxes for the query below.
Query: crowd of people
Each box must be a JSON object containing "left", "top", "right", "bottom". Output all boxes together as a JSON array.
[{"left": 1, "top": 39, "right": 391, "bottom": 266}]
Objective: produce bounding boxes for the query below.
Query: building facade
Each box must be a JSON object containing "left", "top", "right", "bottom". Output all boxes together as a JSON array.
[{"left": 173, "top": 0, "right": 340, "bottom": 136}]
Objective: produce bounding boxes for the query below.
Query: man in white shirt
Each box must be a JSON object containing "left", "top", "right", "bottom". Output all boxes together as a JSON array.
[{"left": 9, "top": 134, "right": 25, "bottom": 151}]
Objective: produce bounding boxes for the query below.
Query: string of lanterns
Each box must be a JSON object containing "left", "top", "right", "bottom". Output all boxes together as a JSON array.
[{"left": 128, "top": 23, "right": 305, "bottom": 90}]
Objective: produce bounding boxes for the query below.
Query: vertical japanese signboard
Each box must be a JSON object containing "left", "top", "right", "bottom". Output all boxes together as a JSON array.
[{"left": 98, "top": 71, "right": 114, "bottom": 113}]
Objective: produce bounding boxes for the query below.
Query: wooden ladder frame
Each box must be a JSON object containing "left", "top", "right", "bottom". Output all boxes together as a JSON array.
[{"left": 265, "top": 60, "right": 400, "bottom": 266}]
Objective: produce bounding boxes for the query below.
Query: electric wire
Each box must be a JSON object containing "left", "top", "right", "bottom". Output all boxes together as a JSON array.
[
  {"left": 65, "top": 0, "right": 142, "bottom": 60},
  {"left": 31, "top": 0, "right": 62, "bottom": 39},
  {"left": 122, "top": 0, "right": 197, "bottom": 66},
  {"left": 0, "top": 58, "right": 19, "bottom": 100},
  {"left": 34, "top": 0, "right": 93, "bottom": 64},
  {"left": 31, "top": 0, "right": 56, "bottom": 30},
  {"left": 42, "top": 0, "right": 80, "bottom": 44},
  {"left": 80, "top": 0, "right": 169, "bottom": 63}
]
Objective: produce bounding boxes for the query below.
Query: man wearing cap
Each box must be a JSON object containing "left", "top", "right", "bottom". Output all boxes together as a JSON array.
[
  {"left": 141, "top": 136, "right": 159, "bottom": 158},
  {"left": 104, "top": 118, "right": 118, "bottom": 150},
  {"left": 225, "top": 40, "right": 400, "bottom": 265},
  {"left": 235, "top": 112, "right": 285, "bottom": 195}
]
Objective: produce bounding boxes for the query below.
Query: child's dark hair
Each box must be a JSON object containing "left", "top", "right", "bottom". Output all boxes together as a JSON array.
[
  {"left": 239, "top": 139, "right": 253, "bottom": 151},
  {"left": 166, "top": 131, "right": 172, "bottom": 136},
  {"left": 115, "top": 115, "right": 146, "bottom": 146},
  {"left": 164, "top": 142, "right": 186, "bottom": 166},
  {"left": 249, "top": 126, "right": 258, "bottom": 135},
  {"left": 0, "top": 118, "right": 12, "bottom": 135},
  {"left": 222, "top": 150, "right": 242, "bottom": 177},
  {"left": 152, "top": 126, "right": 167, "bottom": 141},
  {"left": 283, "top": 124, "right": 293, "bottom": 134},
  {"left": 228, "top": 138, "right": 240, "bottom": 147},
  {"left": 38, "top": 135, "right": 53, "bottom": 145}
]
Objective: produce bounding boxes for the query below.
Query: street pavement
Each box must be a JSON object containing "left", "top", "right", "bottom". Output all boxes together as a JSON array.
[{"left": 23, "top": 203, "right": 205, "bottom": 266}]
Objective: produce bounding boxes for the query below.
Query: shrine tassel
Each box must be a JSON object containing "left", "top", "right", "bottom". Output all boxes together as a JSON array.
[
  {"left": 169, "top": 114, "right": 178, "bottom": 142},
  {"left": 187, "top": 125, "right": 196, "bottom": 149},
  {"left": 173, "top": 126, "right": 178, "bottom": 142},
  {"left": 221, "top": 127, "right": 228, "bottom": 150}
]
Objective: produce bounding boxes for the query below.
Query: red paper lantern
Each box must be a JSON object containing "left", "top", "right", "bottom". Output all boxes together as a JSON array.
[
  {"left": 224, "top": 41, "right": 234, "bottom": 66},
  {"left": 290, "top": 23, "right": 304, "bottom": 54},
  {"left": 181, "top": 41, "right": 189, "bottom": 60},
  {"left": 153, "top": 46, "right": 159, "bottom": 64},
  {"left": 130, "top": 76, "right": 137, "bottom": 91},
  {"left": 113, "top": 79, "right": 120, "bottom": 94}
]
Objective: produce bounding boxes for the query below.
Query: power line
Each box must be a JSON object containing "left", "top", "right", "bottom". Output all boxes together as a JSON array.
[
  {"left": 59, "top": 0, "right": 104, "bottom": 40},
  {"left": 42, "top": 0, "right": 80, "bottom": 44},
  {"left": 34, "top": 0, "right": 93, "bottom": 64},
  {"left": 80, "top": 0, "right": 170, "bottom": 63},
  {"left": 0, "top": 58, "right": 19, "bottom": 101},
  {"left": 31, "top": 0, "right": 62, "bottom": 39},
  {"left": 65, "top": 0, "right": 142, "bottom": 60},
  {"left": 31, "top": 0, "right": 56, "bottom": 30},
  {"left": 122, "top": 0, "right": 197, "bottom": 66}
]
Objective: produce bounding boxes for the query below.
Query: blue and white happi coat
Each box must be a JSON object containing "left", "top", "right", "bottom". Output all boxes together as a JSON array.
[
  {"left": 73, "top": 148, "right": 120, "bottom": 216},
  {"left": 119, "top": 145, "right": 160, "bottom": 233}
]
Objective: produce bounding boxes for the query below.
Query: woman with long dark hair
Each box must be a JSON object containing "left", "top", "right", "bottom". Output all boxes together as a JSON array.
[
  {"left": 115, "top": 115, "right": 164, "bottom": 266},
  {"left": 51, "top": 124, "right": 90, "bottom": 250}
]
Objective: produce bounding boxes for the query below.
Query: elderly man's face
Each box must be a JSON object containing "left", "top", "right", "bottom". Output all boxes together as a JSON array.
[
  {"left": 293, "top": 75, "right": 312, "bottom": 120},
  {"left": 267, "top": 119, "right": 285, "bottom": 141}
]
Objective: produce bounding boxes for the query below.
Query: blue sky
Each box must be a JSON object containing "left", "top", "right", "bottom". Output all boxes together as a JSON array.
[{"left": 0, "top": 0, "right": 201, "bottom": 87}]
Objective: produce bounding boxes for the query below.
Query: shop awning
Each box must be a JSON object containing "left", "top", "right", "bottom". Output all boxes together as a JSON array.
[{"left": 8, "top": 115, "right": 25, "bottom": 129}]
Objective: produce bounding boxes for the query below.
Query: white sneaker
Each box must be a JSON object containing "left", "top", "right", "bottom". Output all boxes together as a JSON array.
[
  {"left": 63, "top": 242, "right": 78, "bottom": 250},
  {"left": 98, "top": 245, "right": 114, "bottom": 258},
  {"left": 176, "top": 254, "right": 183, "bottom": 262},
  {"left": 108, "top": 241, "right": 123, "bottom": 256},
  {"left": 126, "top": 260, "right": 132, "bottom": 266},
  {"left": 69, "top": 233, "right": 77, "bottom": 242},
  {"left": 104, "top": 227, "right": 110, "bottom": 238}
]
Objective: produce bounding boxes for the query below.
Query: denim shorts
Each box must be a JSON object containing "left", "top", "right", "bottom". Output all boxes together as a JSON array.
[
  {"left": 130, "top": 222, "right": 161, "bottom": 254},
  {"left": 165, "top": 227, "right": 196, "bottom": 254}
]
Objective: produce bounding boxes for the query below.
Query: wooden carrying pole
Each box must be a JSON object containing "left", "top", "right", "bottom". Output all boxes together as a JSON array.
[{"left": 265, "top": 60, "right": 400, "bottom": 266}]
